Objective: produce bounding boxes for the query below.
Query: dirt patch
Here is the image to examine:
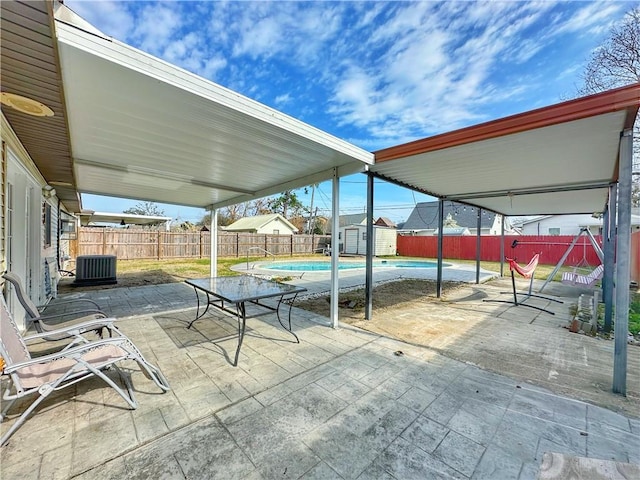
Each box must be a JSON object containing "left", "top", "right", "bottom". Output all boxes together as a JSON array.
[
  {"left": 57, "top": 270, "right": 179, "bottom": 294},
  {"left": 296, "top": 279, "right": 465, "bottom": 321}
]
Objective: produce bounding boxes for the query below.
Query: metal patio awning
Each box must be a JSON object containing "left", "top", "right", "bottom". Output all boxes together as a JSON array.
[
  {"left": 53, "top": 13, "right": 373, "bottom": 212},
  {"left": 1, "top": 1, "right": 373, "bottom": 214},
  {"left": 371, "top": 84, "right": 639, "bottom": 216},
  {"left": 78, "top": 211, "right": 172, "bottom": 227}
]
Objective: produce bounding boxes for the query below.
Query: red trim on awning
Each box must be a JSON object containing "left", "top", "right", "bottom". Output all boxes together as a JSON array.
[{"left": 375, "top": 83, "right": 640, "bottom": 163}]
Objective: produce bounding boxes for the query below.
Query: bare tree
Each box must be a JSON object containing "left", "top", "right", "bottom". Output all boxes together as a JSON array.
[
  {"left": 578, "top": 8, "right": 640, "bottom": 95},
  {"left": 198, "top": 198, "right": 273, "bottom": 227},
  {"left": 579, "top": 7, "right": 640, "bottom": 206},
  {"left": 123, "top": 201, "right": 165, "bottom": 216}
]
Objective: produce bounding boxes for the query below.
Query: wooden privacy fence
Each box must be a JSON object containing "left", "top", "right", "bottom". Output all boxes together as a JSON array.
[
  {"left": 73, "top": 228, "right": 330, "bottom": 260},
  {"left": 397, "top": 234, "right": 605, "bottom": 266}
]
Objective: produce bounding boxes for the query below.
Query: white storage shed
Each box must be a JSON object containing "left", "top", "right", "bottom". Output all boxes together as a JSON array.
[{"left": 339, "top": 225, "right": 397, "bottom": 256}]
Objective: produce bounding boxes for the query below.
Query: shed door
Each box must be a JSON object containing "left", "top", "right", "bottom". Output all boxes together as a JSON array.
[{"left": 344, "top": 228, "right": 359, "bottom": 254}]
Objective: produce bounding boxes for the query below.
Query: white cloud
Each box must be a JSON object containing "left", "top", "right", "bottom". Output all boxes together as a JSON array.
[
  {"left": 64, "top": 0, "right": 134, "bottom": 40},
  {"left": 68, "top": 0, "right": 629, "bottom": 148},
  {"left": 274, "top": 93, "right": 292, "bottom": 108},
  {"left": 555, "top": 1, "right": 623, "bottom": 35},
  {"left": 131, "top": 4, "right": 182, "bottom": 55}
]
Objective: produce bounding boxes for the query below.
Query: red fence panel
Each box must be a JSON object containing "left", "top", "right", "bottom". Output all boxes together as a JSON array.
[
  {"left": 632, "top": 231, "right": 640, "bottom": 286},
  {"left": 397, "top": 234, "right": 603, "bottom": 266}
]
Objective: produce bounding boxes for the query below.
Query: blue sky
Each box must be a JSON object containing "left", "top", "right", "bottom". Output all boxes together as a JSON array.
[{"left": 68, "top": 0, "right": 632, "bottom": 224}]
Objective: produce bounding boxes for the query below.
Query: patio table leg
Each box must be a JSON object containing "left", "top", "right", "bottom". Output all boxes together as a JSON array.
[
  {"left": 233, "top": 302, "right": 247, "bottom": 366},
  {"left": 276, "top": 293, "right": 300, "bottom": 343},
  {"left": 187, "top": 289, "right": 213, "bottom": 329}
]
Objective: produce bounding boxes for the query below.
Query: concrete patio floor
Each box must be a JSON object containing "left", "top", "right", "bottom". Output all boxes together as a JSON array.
[{"left": 1, "top": 270, "right": 639, "bottom": 479}]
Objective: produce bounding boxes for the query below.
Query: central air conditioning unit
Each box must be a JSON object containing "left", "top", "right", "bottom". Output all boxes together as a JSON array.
[{"left": 73, "top": 255, "right": 117, "bottom": 286}]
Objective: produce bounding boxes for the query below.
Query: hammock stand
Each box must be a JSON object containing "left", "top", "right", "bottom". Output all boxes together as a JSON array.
[{"left": 484, "top": 254, "right": 562, "bottom": 315}]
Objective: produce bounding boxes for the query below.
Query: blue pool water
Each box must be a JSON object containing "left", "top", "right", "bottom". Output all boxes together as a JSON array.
[{"left": 263, "top": 260, "right": 440, "bottom": 271}]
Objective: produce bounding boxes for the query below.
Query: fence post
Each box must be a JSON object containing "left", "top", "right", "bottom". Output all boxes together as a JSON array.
[
  {"left": 236, "top": 233, "right": 239, "bottom": 257},
  {"left": 199, "top": 231, "right": 203, "bottom": 259},
  {"left": 157, "top": 232, "right": 161, "bottom": 260},
  {"left": 290, "top": 235, "right": 293, "bottom": 256},
  {"left": 102, "top": 230, "right": 106, "bottom": 255},
  {"left": 265, "top": 235, "right": 268, "bottom": 256}
]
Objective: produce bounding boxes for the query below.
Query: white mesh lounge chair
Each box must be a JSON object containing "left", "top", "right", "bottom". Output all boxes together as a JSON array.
[
  {"left": 2, "top": 272, "right": 113, "bottom": 341},
  {"left": 561, "top": 264, "right": 605, "bottom": 287},
  {"left": 0, "top": 295, "right": 170, "bottom": 446}
]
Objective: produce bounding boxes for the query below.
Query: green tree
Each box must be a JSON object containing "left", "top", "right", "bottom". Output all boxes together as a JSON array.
[
  {"left": 123, "top": 201, "right": 165, "bottom": 216},
  {"left": 579, "top": 7, "right": 640, "bottom": 206},
  {"left": 268, "top": 190, "right": 306, "bottom": 218}
]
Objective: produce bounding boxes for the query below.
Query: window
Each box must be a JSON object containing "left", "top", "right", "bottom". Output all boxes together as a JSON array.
[
  {"left": 338, "top": 232, "right": 342, "bottom": 240},
  {"left": 362, "top": 232, "right": 367, "bottom": 240},
  {"left": 43, "top": 203, "right": 52, "bottom": 247},
  {"left": 548, "top": 227, "right": 560, "bottom": 236},
  {"left": 272, "top": 229, "right": 279, "bottom": 235},
  {"left": 60, "top": 211, "right": 77, "bottom": 240}
]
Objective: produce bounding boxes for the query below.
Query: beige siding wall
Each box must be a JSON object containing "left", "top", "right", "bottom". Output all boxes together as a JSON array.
[
  {"left": 255, "top": 218, "right": 296, "bottom": 235},
  {"left": 2, "top": 114, "right": 53, "bottom": 329}
]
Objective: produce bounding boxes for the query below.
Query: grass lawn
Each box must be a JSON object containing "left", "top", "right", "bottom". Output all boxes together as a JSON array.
[
  {"left": 631, "top": 292, "right": 640, "bottom": 335},
  {"left": 116, "top": 254, "right": 576, "bottom": 281},
  {"left": 115, "top": 256, "right": 283, "bottom": 279}
]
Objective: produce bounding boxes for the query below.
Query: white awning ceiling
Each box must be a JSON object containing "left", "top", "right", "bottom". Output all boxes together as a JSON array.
[
  {"left": 54, "top": 19, "right": 373, "bottom": 211},
  {"left": 372, "top": 84, "right": 639, "bottom": 217}
]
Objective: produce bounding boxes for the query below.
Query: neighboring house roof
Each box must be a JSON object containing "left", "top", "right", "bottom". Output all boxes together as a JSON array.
[
  {"left": 326, "top": 213, "right": 367, "bottom": 232},
  {"left": 340, "top": 213, "right": 368, "bottom": 226},
  {"left": 328, "top": 214, "right": 398, "bottom": 231},
  {"left": 402, "top": 201, "right": 496, "bottom": 230},
  {"left": 375, "top": 217, "right": 397, "bottom": 228},
  {"left": 434, "top": 227, "right": 471, "bottom": 236},
  {"left": 223, "top": 214, "right": 298, "bottom": 232},
  {"left": 520, "top": 211, "right": 640, "bottom": 227},
  {"left": 517, "top": 215, "right": 549, "bottom": 226}
]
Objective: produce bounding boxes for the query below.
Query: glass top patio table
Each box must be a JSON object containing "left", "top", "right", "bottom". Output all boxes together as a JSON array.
[
  {"left": 185, "top": 276, "right": 307, "bottom": 303},
  {"left": 184, "top": 276, "right": 307, "bottom": 366}
]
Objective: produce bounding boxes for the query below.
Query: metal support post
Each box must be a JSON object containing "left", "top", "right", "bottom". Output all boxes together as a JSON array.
[
  {"left": 613, "top": 129, "right": 632, "bottom": 395},
  {"left": 603, "top": 183, "right": 617, "bottom": 333},
  {"left": 436, "top": 199, "right": 444, "bottom": 298},
  {"left": 330, "top": 168, "right": 340, "bottom": 329},
  {"left": 476, "top": 208, "right": 481, "bottom": 284},
  {"left": 365, "top": 172, "right": 374, "bottom": 320},
  {"left": 500, "top": 215, "right": 505, "bottom": 277},
  {"left": 209, "top": 207, "right": 218, "bottom": 277}
]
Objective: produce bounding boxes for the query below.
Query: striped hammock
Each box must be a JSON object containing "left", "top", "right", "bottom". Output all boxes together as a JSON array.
[{"left": 506, "top": 254, "right": 539, "bottom": 279}]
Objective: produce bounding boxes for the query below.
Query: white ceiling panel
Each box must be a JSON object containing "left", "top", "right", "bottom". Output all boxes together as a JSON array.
[{"left": 55, "top": 20, "right": 373, "bottom": 210}]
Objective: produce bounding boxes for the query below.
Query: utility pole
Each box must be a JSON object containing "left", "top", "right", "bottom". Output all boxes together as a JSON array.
[{"left": 308, "top": 184, "right": 316, "bottom": 233}]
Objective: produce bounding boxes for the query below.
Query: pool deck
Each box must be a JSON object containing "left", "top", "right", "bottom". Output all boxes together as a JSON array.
[
  {"left": 234, "top": 259, "right": 498, "bottom": 297},
  {"left": 2, "top": 267, "right": 638, "bottom": 479}
]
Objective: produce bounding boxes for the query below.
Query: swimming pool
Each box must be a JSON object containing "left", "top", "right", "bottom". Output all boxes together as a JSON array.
[{"left": 262, "top": 260, "right": 441, "bottom": 271}]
